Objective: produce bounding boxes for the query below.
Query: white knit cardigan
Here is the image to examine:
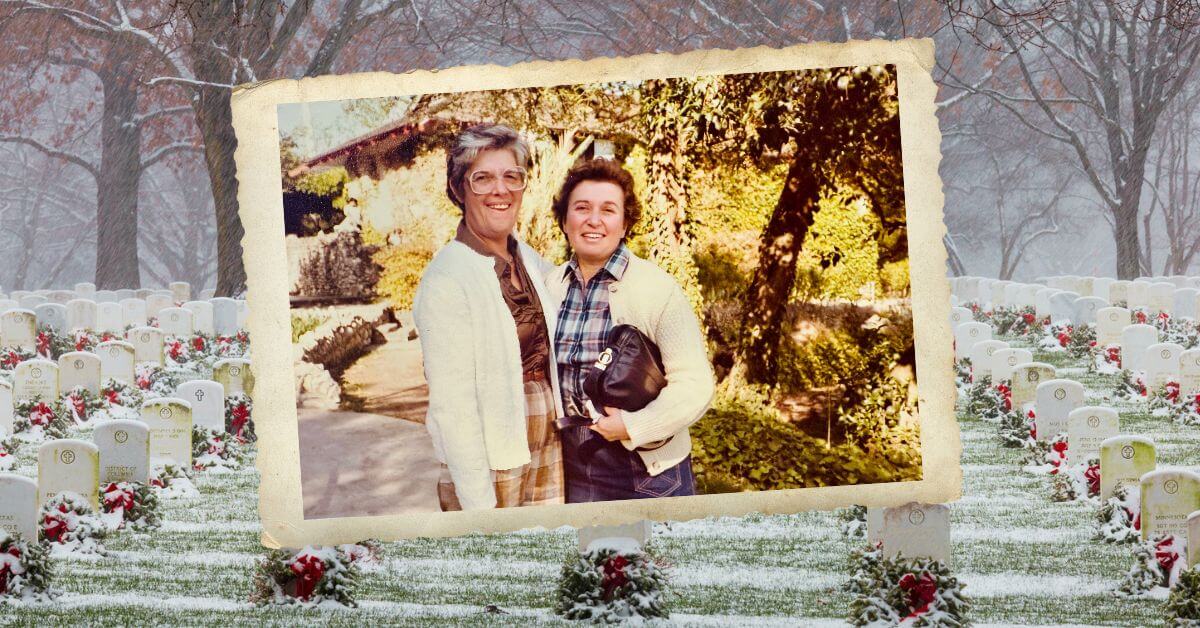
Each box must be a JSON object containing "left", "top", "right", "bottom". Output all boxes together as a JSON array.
[
  {"left": 545, "top": 251, "right": 715, "bottom": 477},
  {"left": 412, "top": 239, "right": 564, "bottom": 510}
]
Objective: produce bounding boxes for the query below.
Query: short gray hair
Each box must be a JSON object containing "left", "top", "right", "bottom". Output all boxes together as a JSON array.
[{"left": 445, "top": 124, "right": 532, "bottom": 211}]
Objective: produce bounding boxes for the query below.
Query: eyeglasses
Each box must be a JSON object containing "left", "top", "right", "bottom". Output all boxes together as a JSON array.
[{"left": 467, "top": 167, "right": 528, "bottom": 194}]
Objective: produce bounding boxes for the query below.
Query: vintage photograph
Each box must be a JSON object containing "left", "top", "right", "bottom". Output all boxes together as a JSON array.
[{"left": 234, "top": 41, "right": 956, "bottom": 545}]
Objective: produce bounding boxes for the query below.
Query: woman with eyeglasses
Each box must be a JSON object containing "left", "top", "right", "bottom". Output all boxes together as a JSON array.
[{"left": 412, "top": 124, "right": 565, "bottom": 510}]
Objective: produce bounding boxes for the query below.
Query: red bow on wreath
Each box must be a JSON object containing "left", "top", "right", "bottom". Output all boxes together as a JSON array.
[
  {"left": 1056, "top": 330, "right": 1071, "bottom": 347},
  {"left": 1084, "top": 464, "right": 1100, "bottom": 497},
  {"left": 36, "top": 332, "right": 51, "bottom": 357},
  {"left": 105, "top": 389, "right": 122, "bottom": 406},
  {"left": 230, "top": 404, "right": 250, "bottom": 441},
  {"left": 898, "top": 572, "right": 938, "bottom": 618},
  {"left": 1, "top": 351, "right": 19, "bottom": 369},
  {"left": 1135, "top": 311, "right": 1148, "bottom": 324},
  {"left": 1165, "top": 382, "right": 1181, "bottom": 403},
  {"left": 1155, "top": 537, "right": 1180, "bottom": 574},
  {"left": 996, "top": 384, "right": 1012, "bottom": 411},
  {"left": 74, "top": 334, "right": 90, "bottom": 352},
  {"left": 42, "top": 511, "right": 68, "bottom": 543},
  {"left": 70, "top": 394, "right": 87, "bottom": 420},
  {"left": 1022, "top": 312, "right": 1036, "bottom": 325},
  {"left": 0, "top": 546, "right": 20, "bottom": 594},
  {"left": 1193, "top": 394, "right": 1200, "bottom": 414},
  {"left": 289, "top": 553, "right": 325, "bottom": 601},
  {"left": 167, "top": 341, "right": 185, "bottom": 361},
  {"left": 1027, "top": 410, "right": 1037, "bottom": 440},
  {"left": 103, "top": 483, "right": 135, "bottom": 513},
  {"left": 30, "top": 402, "right": 55, "bottom": 426},
  {"left": 1106, "top": 346, "right": 1121, "bottom": 367},
  {"left": 191, "top": 336, "right": 205, "bottom": 352},
  {"left": 601, "top": 555, "right": 630, "bottom": 601}
]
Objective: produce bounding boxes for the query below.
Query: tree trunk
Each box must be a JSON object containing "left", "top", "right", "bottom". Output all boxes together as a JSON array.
[
  {"left": 95, "top": 62, "right": 142, "bottom": 289},
  {"left": 738, "top": 158, "right": 821, "bottom": 384},
  {"left": 192, "top": 86, "right": 246, "bottom": 297},
  {"left": 1113, "top": 181, "right": 1143, "bottom": 279}
]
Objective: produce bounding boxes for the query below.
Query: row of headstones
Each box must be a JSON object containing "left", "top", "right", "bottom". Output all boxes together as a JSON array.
[
  {"left": 0, "top": 297, "right": 246, "bottom": 349},
  {"left": 1, "top": 281, "right": 207, "bottom": 306},
  {"left": 953, "top": 313, "right": 1198, "bottom": 383},
  {"left": 0, "top": 361, "right": 251, "bottom": 436},
  {"left": 949, "top": 276, "right": 1200, "bottom": 319},
  {"left": 0, "top": 397, "right": 203, "bottom": 541}
]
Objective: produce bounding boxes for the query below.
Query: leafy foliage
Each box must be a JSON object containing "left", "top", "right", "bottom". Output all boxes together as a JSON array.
[
  {"left": 554, "top": 544, "right": 670, "bottom": 623},
  {"left": 295, "top": 231, "right": 380, "bottom": 299}
]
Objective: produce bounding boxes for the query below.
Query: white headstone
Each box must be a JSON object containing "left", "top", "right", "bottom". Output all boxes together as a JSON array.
[
  {"left": 1003, "top": 283, "right": 1022, "bottom": 308},
  {"left": 96, "top": 341, "right": 136, "bottom": 385},
  {"left": 139, "top": 398, "right": 193, "bottom": 468},
  {"left": 0, "top": 309, "right": 37, "bottom": 351},
  {"left": 94, "top": 419, "right": 150, "bottom": 484},
  {"left": 1180, "top": 349, "right": 1200, "bottom": 397},
  {"left": 58, "top": 351, "right": 102, "bottom": 396},
  {"left": 211, "top": 297, "right": 239, "bottom": 337},
  {"left": 1120, "top": 324, "right": 1159, "bottom": 373},
  {"left": 1143, "top": 343, "right": 1185, "bottom": 390},
  {"left": 991, "top": 282, "right": 1009, "bottom": 309},
  {"left": 169, "top": 282, "right": 191, "bottom": 303},
  {"left": 66, "top": 298, "right": 97, "bottom": 332},
  {"left": 94, "top": 290, "right": 118, "bottom": 304},
  {"left": 114, "top": 289, "right": 135, "bottom": 301},
  {"left": 1189, "top": 511, "right": 1200, "bottom": 568},
  {"left": 991, "top": 348, "right": 1034, "bottom": 382},
  {"left": 0, "top": 300, "right": 17, "bottom": 316},
  {"left": 1049, "top": 291, "right": 1081, "bottom": 324},
  {"left": 1096, "top": 307, "right": 1131, "bottom": 347},
  {"left": 1034, "top": 379, "right": 1085, "bottom": 440},
  {"left": 0, "top": 474, "right": 38, "bottom": 541},
  {"left": 1140, "top": 469, "right": 1200, "bottom": 543},
  {"left": 970, "top": 340, "right": 1009, "bottom": 382},
  {"left": 1016, "top": 284, "right": 1041, "bottom": 309},
  {"left": 1034, "top": 288, "right": 1059, "bottom": 320},
  {"left": 1072, "top": 297, "right": 1107, "bottom": 325},
  {"left": 1173, "top": 289, "right": 1199, "bottom": 320},
  {"left": 954, "top": 322, "right": 992, "bottom": 362},
  {"left": 18, "top": 294, "right": 46, "bottom": 311},
  {"left": 13, "top": 359, "right": 58, "bottom": 401},
  {"left": 1128, "top": 281, "right": 1151, "bottom": 311},
  {"left": 199, "top": 288, "right": 215, "bottom": 300},
  {"left": 1093, "top": 277, "right": 1114, "bottom": 302},
  {"left": 1100, "top": 435, "right": 1156, "bottom": 500},
  {"left": 159, "top": 307, "right": 194, "bottom": 337},
  {"left": 8, "top": 291, "right": 29, "bottom": 303},
  {"left": 182, "top": 300, "right": 214, "bottom": 335},
  {"left": 1012, "top": 362, "right": 1056, "bottom": 411},
  {"left": 0, "top": 380, "right": 11, "bottom": 436},
  {"left": 134, "top": 289, "right": 154, "bottom": 300},
  {"left": 235, "top": 300, "right": 248, "bottom": 329},
  {"left": 1065, "top": 407, "right": 1119, "bottom": 465},
  {"left": 213, "top": 358, "right": 253, "bottom": 396},
  {"left": 126, "top": 326, "right": 165, "bottom": 365},
  {"left": 146, "top": 294, "right": 173, "bottom": 321},
  {"left": 1149, "top": 282, "right": 1175, "bottom": 315},
  {"left": 120, "top": 298, "right": 147, "bottom": 328},
  {"left": 867, "top": 502, "right": 951, "bottom": 563},
  {"left": 1108, "top": 280, "right": 1130, "bottom": 307},
  {"left": 73, "top": 282, "right": 96, "bottom": 298},
  {"left": 176, "top": 380, "right": 225, "bottom": 431},
  {"left": 46, "top": 290, "right": 74, "bottom": 305},
  {"left": 95, "top": 302, "right": 124, "bottom": 334},
  {"left": 37, "top": 439, "right": 100, "bottom": 511},
  {"left": 34, "top": 303, "right": 67, "bottom": 334}
]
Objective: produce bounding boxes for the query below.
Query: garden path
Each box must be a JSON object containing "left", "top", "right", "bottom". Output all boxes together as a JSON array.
[{"left": 338, "top": 311, "right": 428, "bottom": 422}]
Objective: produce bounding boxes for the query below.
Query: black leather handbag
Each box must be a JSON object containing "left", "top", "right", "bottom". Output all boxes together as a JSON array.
[{"left": 583, "top": 324, "right": 667, "bottom": 412}]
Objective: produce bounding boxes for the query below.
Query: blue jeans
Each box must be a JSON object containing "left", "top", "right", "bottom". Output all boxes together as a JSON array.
[{"left": 561, "top": 425, "right": 695, "bottom": 503}]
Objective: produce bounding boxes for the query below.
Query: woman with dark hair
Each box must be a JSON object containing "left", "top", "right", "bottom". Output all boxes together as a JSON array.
[
  {"left": 547, "top": 158, "right": 714, "bottom": 502},
  {"left": 412, "top": 123, "right": 565, "bottom": 511}
]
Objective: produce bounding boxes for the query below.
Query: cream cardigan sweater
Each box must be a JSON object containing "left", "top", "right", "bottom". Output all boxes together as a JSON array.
[
  {"left": 546, "top": 252, "right": 715, "bottom": 476},
  {"left": 412, "top": 239, "right": 564, "bottom": 510}
]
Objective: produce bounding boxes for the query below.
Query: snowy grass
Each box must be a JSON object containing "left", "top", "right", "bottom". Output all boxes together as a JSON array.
[{"left": 0, "top": 336, "right": 1195, "bottom": 625}]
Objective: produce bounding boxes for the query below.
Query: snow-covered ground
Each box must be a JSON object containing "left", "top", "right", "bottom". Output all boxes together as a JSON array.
[{"left": 0, "top": 333, "right": 1195, "bottom": 625}]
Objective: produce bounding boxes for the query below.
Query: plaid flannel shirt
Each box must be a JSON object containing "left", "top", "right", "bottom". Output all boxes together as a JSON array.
[{"left": 554, "top": 243, "right": 631, "bottom": 416}]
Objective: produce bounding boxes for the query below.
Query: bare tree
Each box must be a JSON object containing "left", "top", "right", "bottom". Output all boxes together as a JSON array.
[{"left": 1142, "top": 80, "right": 1200, "bottom": 275}]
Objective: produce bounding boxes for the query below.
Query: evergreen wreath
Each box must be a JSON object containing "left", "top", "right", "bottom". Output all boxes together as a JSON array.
[
  {"left": 1065, "top": 324, "right": 1097, "bottom": 360},
  {"left": 839, "top": 505, "right": 869, "bottom": 540},
  {"left": 845, "top": 544, "right": 970, "bottom": 627},
  {"left": 40, "top": 492, "right": 107, "bottom": 555},
  {"left": 1093, "top": 344, "right": 1122, "bottom": 375},
  {"left": 99, "top": 378, "right": 143, "bottom": 411},
  {"left": 965, "top": 376, "right": 1007, "bottom": 421},
  {"left": 1166, "top": 566, "right": 1200, "bottom": 627},
  {"left": 954, "top": 358, "right": 972, "bottom": 391},
  {"left": 12, "top": 398, "right": 69, "bottom": 440},
  {"left": 0, "top": 434, "right": 16, "bottom": 472},
  {"left": 998, "top": 408, "right": 1034, "bottom": 448},
  {"left": 250, "top": 546, "right": 361, "bottom": 607},
  {"left": 1115, "top": 534, "right": 1187, "bottom": 597},
  {"left": 224, "top": 392, "right": 255, "bottom": 443},
  {"left": 1111, "top": 369, "right": 1149, "bottom": 402},
  {"left": 34, "top": 326, "right": 74, "bottom": 361},
  {"left": 0, "top": 348, "right": 36, "bottom": 371},
  {"left": 0, "top": 529, "right": 53, "bottom": 601},
  {"left": 555, "top": 543, "right": 671, "bottom": 622},
  {"left": 100, "top": 482, "right": 161, "bottom": 530},
  {"left": 192, "top": 425, "right": 246, "bottom": 471},
  {"left": 61, "top": 386, "right": 105, "bottom": 425},
  {"left": 1095, "top": 485, "right": 1141, "bottom": 544}
]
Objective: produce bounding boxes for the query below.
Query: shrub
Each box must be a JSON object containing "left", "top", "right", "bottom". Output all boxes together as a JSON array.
[
  {"left": 880, "top": 259, "right": 910, "bottom": 297},
  {"left": 798, "top": 193, "right": 881, "bottom": 301},
  {"left": 291, "top": 314, "right": 327, "bottom": 343},
  {"left": 295, "top": 231, "right": 380, "bottom": 299}
]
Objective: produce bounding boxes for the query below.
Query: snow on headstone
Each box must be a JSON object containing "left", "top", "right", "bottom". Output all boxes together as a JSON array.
[
  {"left": 97, "top": 341, "right": 136, "bottom": 386},
  {"left": 1049, "top": 291, "right": 1080, "bottom": 324},
  {"left": 159, "top": 307, "right": 194, "bottom": 338},
  {"left": 948, "top": 306, "right": 972, "bottom": 329},
  {"left": 120, "top": 298, "right": 147, "bottom": 328},
  {"left": 1011, "top": 363, "right": 1056, "bottom": 411},
  {"left": 1120, "top": 324, "right": 1159, "bottom": 373},
  {"left": 990, "top": 281, "right": 1009, "bottom": 310},
  {"left": 58, "top": 351, "right": 102, "bottom": 397},
  {"left": 145, "top": 294, "right": 173, "bottom": 321},
  {"left": 126, "top": 326, "right": 165, "bottom": 365},
  {"left": 95, "top": 302, "right": 124, "bottom": 334},
  {"left": 1174, "top": 289, "right": 1199, "bottom": 320},
  {"left": 1143, "top": 343, "right": 1184, "bottom": 390},
  {"left": 213, "top": 358, "right": 253, "bottom": 397},
  {"left": 1003, "top": 283, "right": 1022, "bottom": 308},
  {"left": 1096, "top": 307, "right": 1131, "bottom": 347},
  {"left": 211, "top": 297, "right": 239, "bottom": 337},
  {"left": 1108, "top": 281, "right": 1130, "bottom": 307},
  {"left": 1180, "top": 349, "right": 1200, "bottom": 397},
  {"left": 1100, "top": 435, "right": 1156, "bottom": 501},
  {"left": 94, "top": 419, "right": 150, "bottom": 484},
  {"left": 991, "top": 348, "right": 1033, "bottom": 383},
  {"left": 13, "top": 359, "right": 58, "bottom": 401},
  {"left": 19, "top": 294, "right": 46, "bottom": 311},
  {"left": 37, "top": 439, "right": 100, "bottom": 511},
  {"left": 1065, "top": 407, "right": 1119, "bottom": 465},
  {"left": 66, "top": 298, "right": 97, "bottom": 332},
  {"left": 169, "top": 282, "right": 191, "bottom": 304},
  {"left": 0, "top": 300, "right": 17, "bottom": 316},
  {"left": 577, "top": 520, "right": 653, "bottom": 552},
  {"left": 1034, "top": 379, "right": 1085, "bottom": 441},
  {"left": 970, "top": 340, "right": 1009, "bottom": 382},
  {"left": 1072, "top": 297, "right": 1107, "bottom": 326},
  {"left": 73, "top": 282, "right": 95, "bottom": 298},
  {"left": 1016, "top": 284, "right": 1041, "bottom": 309},
  {"left": 35, "top": 303, "right": 67, "bottom": 334},
  {"left": 182, "top": 300, "right": 214, "bottom": 336},
  {"left": 0, "top": 309, "right": 36, "bottom": 351},
  {"left": 954, "top": 322, "right": 991, "bottom": 362},
  {"left": 869, "top": 502, "right": 951, "bottom": 564},
  {"left": 1093, "top": 277, "right": 1114, "bottom": 302},
  {"left": 139, "top": 398, "right": 193, "bottom": 468},
  {"left": 1149, "top": 282, "right": 1175, "bottom": 315},
  {"left": 1127, "top": 281, "right": 1151, "bottom": 311},
  {"left": 0, "top": 474, "right": 37, "bottom": 542},
  {"left": 1140, "top": 469, "right": 1200, "bottom": 543},
  {"left": 176, "top": 380, "right": 225, "bottom": 431}
]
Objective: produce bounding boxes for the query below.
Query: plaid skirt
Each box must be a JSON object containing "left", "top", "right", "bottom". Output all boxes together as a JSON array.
[{"left": 438, "top": 378, "right": 564, "bottom": 510}]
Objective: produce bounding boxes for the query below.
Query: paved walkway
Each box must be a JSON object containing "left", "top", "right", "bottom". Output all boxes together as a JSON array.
[
  {"left": 339, "top": 312, "right": 428, "bottom": 422},
  {"left": 299, "top": 407, "right": 440, "bottom": 518}
]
